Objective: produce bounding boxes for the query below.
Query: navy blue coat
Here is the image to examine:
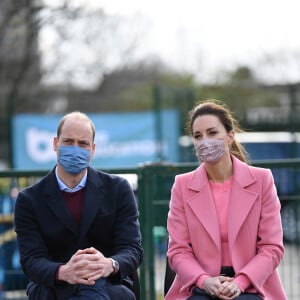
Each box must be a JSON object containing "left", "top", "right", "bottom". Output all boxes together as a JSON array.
[{"left": 14, "top": 167, "right": 143, "bottom": 299}]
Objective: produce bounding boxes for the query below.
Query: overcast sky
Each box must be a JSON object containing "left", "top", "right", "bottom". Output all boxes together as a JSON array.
[
  {"left": 42, "top": 0, "right": 300, "bottom": 86},
  {"left": 94, "top": 0, "right": 300, "bottom": 84}
]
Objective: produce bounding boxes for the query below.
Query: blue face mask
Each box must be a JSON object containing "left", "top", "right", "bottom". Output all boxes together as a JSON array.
[{"left": 58, "top": 145, "right": 91, "bottom": 175}]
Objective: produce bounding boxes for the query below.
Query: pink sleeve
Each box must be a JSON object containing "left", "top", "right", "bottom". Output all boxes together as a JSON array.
[
  {"left": 196, "top": 274, "right": 210, "bottom": 288},
  {"left": 234, "top": 274, "right": 251, "bottom": 292}
]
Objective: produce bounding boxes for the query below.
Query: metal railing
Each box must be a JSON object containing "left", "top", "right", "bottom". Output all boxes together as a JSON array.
[
  {"left": 0, "top": 159, "right": 300, "bottom": 299},
  {"left": 137, "top": 159, "right": 300, "bottom": 300}
]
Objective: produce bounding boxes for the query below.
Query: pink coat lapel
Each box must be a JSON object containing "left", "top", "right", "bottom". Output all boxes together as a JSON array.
[
  {"left": 186, "top": 165, "right": 221, "bottom": 252},
  {"left": 228, "top": 157, "right": 258, "bottom": 245},
  {"left": 184, "top": 156, "right": 259, "bottom": 253}
]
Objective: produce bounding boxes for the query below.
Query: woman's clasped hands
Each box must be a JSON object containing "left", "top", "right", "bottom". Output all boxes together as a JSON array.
[{"left": 202, "top": 276, "right": 241, "bottom": 299}]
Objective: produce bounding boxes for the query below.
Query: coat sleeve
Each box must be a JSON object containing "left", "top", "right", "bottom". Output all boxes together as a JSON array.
[
  {"left": 109, "top": 177, "right": 143, "bottom": 282},
  {"left": 167, "top": 175, "right": 208, "bottom": 292},
  {"left": 237, "top": 169, "right": 285, "bottom": 295},
  {"left": 14, "top": 188, "right": 61, "bottom": 287}
]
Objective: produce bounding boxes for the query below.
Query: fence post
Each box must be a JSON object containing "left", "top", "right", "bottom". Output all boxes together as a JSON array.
[{"left": 137, "top": 165, "right": 156, "bottom": 300}]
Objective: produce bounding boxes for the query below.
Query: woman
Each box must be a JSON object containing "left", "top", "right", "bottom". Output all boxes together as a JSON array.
[{"left": 165, "top": 100, "right": 287, "bottom": 300}]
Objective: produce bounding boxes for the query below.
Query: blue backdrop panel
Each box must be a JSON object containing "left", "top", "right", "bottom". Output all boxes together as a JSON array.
[{"left": 12, "top": 110, "right": 179, "bottom": 169}]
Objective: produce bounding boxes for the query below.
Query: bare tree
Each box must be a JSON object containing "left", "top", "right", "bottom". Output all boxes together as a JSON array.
[
  {"left": 39, "top": 1, "right": 147, "bottom": 89},
  {"left": 0, "top": 0, "right": 42, "bottom": 114},
  {"left": 0, "top": 0, "right": 147, "bottom": 166},
  {"left": 0, "top": 0, "right": 147, "bottom": 112}
]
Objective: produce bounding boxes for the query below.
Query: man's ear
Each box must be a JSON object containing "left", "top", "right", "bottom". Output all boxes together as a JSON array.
[
  {"left": 91, "top": 143, "right": 96, "bottom": 157},
  {"left": 53, "top": 137, "right": 58, "bottom": 151}
]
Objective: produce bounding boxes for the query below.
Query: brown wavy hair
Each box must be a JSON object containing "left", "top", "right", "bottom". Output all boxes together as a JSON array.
[{"left": 187, "top": 99, "right": 250, "bottom": 163}]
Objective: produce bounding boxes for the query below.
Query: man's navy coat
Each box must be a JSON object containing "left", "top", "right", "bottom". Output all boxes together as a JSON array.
[{"left": 14, "top": 166, "right": 143, "bottom": 298}]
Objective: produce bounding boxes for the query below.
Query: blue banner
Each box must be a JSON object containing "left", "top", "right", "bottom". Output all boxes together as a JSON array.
[{"left": 12, "top": 110, "right": 179, "bottom": 169}]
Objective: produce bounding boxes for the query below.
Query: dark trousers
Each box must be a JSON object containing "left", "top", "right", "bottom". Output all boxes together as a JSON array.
[
  {"left": 27, "top": 279, "right": 136, "bottom": 300},
  {"left": 187, "top": 267, "right": 261, "bottom": 300},
  {"left": 187, "top": 288, "right": 262, "bottom": 300},
  {"left": 68, "top": 278, "right": 110, "bottom": 299}
]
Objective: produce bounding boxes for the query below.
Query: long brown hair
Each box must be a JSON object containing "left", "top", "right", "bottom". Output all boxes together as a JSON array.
[{"left": 187, "top": 99, "right": 250, "bottom": 163}]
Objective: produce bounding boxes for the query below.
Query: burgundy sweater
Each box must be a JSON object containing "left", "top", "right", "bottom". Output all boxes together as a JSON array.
[{"left": 62, "top": 188, "right": 85, "bottom": 224}]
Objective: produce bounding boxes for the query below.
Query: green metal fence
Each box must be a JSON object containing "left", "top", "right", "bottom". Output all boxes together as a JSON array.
[
  {"left": 0, "top": 160, "right": 300, "bottom": 299},
  {"left": 137, "top": 159, "right": 300, "bottom": 300}
]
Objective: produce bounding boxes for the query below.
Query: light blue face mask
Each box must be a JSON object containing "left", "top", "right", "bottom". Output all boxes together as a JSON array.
[{"left": 58, "top": 145, "right": 91, "bottom": 174}]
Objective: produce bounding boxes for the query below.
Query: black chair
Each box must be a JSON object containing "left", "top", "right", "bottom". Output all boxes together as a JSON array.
[
  {"left": 132, "top": 270, "right": 140, "bottom": 300},
  {"left": 122, "top": 270, "right": 140, "bottom": 300},
  {"left": 164, "top": 257, "right": 176, "bottom": 296}
]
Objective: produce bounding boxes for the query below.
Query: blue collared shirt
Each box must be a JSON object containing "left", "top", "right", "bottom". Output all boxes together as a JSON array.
[{"left": 55, "top": 167, "right": 87, "bottom": 192}]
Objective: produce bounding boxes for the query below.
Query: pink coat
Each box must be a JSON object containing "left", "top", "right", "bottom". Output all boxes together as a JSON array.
[{"left": 166, "top": 156, "right": 287, "bottom": 300}]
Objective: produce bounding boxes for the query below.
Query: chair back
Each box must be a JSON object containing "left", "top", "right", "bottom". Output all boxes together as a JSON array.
[{"left": 164, "top": 258, "right": 176, "bottom": 296}]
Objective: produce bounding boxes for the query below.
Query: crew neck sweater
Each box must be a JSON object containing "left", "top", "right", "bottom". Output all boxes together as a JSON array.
[
  {"left": 205, "top": 177, "right": 250, "bottom": 292},
  {"left": 62, "top": 188, "right": 85, "bottom": 224},
  {"left": 209, "top": 177, "right": 233, "bottom": 266}
]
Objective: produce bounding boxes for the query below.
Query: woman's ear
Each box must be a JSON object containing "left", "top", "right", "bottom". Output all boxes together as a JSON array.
[{"left": 228, "top": 130, "right": 235, "bottom": 145}]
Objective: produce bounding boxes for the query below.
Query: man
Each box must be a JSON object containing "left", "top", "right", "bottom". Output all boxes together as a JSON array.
[{"left": 14, "top": 111, "right": 143, "bottom": 299}]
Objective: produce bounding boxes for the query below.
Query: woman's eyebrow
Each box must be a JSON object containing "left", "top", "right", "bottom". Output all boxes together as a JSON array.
[{"left": 206, "top": 126, "right": 218, "bottom": 131}]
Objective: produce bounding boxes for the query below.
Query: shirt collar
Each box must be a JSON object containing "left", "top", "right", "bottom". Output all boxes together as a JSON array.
[{"left": 55, "top": 167, "right": 87, "bottom": 192}]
